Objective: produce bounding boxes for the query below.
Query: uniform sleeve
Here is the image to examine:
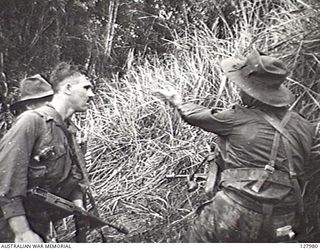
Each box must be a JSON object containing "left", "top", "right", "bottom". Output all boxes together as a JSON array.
[
  {"left": 177, "top": 103, "right": 235, "bottom": 136},
  {"left": 0, "top": 112, "right": 40, "bottom": 219}
]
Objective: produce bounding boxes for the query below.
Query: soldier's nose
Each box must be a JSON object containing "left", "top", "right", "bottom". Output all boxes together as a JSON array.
[{"left": 88, "top": 88, "right": 95, "bottom": 98}]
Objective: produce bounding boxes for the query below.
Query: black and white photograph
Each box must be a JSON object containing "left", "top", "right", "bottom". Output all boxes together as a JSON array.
[{"left": 0, "top": 0, "right": 319, "bottom": 247}]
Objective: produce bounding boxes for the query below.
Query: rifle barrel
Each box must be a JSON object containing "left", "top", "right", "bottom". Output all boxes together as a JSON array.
[
  {"left": 28, "top": 187, "right": 129, "bottom": 235},
  {"left": 78, "top": 211, "right": 129, "bottom": 234}
]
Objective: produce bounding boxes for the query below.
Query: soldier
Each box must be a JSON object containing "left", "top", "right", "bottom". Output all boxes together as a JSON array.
[
  {"left": 157, "top": 49, "right": 316, "bottom": 242},
  {"left": 0, "top": 62, "right": 95, "bottom": 242},
  {"left": 10, "top": 74, "right": 53, "bottom": 116},
  {"left": 0, "top": 75, "right": 53, "bottom": 141}
]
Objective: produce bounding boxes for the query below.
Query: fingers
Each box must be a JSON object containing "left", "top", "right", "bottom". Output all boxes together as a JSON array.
[
  {"left": 153, "top": 87, "right": 183, "bottom": 107},
  {"left": 73, "top": 199, "right": 86, "bottom": 211}
]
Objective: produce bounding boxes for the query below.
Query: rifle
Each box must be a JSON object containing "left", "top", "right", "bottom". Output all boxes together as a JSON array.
[{"left": 27, "top": 187, "right": 129, "bottom": 236}]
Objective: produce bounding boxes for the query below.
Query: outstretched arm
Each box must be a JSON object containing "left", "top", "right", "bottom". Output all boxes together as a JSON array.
[{"left": 155, "top": 88, "right": 234, "bottom": 135}]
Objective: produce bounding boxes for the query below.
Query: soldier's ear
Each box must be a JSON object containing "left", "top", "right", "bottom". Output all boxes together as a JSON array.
[{"left": 64, "top": 83, "right": 72, "bottom": 95}]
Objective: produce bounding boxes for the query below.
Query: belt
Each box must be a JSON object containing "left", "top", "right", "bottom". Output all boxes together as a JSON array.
[
  {"left": 220, "top": 168, "right": 293, "bottom": 187},
  {"left": 223, "top": 189, "right": 297, "bottom": 216}
]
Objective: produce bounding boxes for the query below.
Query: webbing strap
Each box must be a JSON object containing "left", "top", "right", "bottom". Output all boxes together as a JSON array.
[
  {"left": 269, "top": 129, "right": 281, "bottom": 168},
  {"left": 282, "top": 136, "right": 304, "bottom": 213},
  {"left": 258, "top": 111, "right": 296, "bottom": 146},
  {"left": 261, "top": 111, "right": 292, "bottom": 164},
  {"left": 253, "top": 111, "right": 301, "bottom": 239},
  {"left": 282, "top": 136, "right": 295, "bottom": 178},
  {"left": 252, "top": 111, "right": 292, "bottom": 193}
]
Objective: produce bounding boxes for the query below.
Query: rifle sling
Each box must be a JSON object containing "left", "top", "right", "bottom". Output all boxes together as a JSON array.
[
  {"left": 58, "top": 120, "right": 103, "bottom": 241},
  {"left": 61, "top": 119, "right": 90, "bottom": 184}
]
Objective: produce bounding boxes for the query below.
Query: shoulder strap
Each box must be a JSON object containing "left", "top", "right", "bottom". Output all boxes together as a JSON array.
[
  {"left": 251, "top": 111, "right": 292, "bottom": 193},
  {"left": 282, "top": 134, "right": 304, "bottom": 213},
  {"left": 258, "top": 111, "right": 296, "bottom": 146}
]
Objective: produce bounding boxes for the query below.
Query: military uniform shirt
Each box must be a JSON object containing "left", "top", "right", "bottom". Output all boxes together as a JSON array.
[
  {"left": 0, "top": 105, "right": 84, "bottom": 220},
  {"left": 178, "top": 103, "right": 316, "bottom": 202}
]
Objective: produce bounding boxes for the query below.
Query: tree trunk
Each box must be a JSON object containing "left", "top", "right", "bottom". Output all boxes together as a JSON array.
[{"left": 104, "top": 0, "right": 119, "bottom": 58}]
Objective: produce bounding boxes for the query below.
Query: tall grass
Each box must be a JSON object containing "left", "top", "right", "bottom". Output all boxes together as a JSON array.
[{"left": 73, "top": 0, "right": 320, "bottom": 242}]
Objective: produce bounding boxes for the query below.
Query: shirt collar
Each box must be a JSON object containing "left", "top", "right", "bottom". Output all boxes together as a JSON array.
[
  {"left": 37, "top": 103, "right": 66, "bottom": 127},
  {"left": 45, "top": 103, "right": 80, "bottom": 133}
]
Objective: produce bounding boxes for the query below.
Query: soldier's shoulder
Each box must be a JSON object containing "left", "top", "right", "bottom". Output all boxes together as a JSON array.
[
  {"left": 290, "top": 110, "right": 316, "bottom": 133},
  {"left": 15, "top": 109, "right": 49, "bottom": 127},
  {"left": 17, "top": 110, "right": 42, "bottom": 120},
  {"left": 3, "top": 110, "right": 44, "bottom": 137}
]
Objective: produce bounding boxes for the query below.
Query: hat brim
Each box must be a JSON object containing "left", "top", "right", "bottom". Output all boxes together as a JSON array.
[
  {"left": 11, "top": 91, "right": 53, "bottom": 109},
  {"left": 221, "top": 58, "right": 294, "bottom": 107}
]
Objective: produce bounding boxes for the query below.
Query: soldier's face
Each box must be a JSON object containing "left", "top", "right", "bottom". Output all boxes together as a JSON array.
[{"left": 68, "top": 75, "right": 95, "bottom": 112}]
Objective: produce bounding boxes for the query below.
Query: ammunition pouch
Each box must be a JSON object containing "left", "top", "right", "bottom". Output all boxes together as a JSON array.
[
  {"left": 29, "top": 144, "right": 67, "bottom": 187},
  {"left": 29, "top": 165, "right": 48, "bottom": 180}
]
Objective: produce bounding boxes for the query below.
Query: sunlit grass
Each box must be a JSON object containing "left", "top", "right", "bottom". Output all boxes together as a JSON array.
[{"left": 74, "top": 0, "right": 320, "bottom": 242}]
